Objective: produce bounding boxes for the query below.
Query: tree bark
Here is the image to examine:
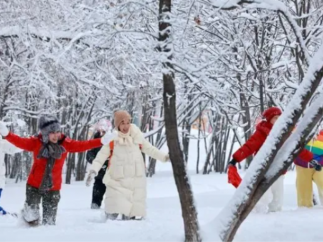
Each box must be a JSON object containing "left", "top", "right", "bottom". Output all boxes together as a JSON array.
[
  {"left": 196, "top": 103, "right": 202, "bottom": 174},
  {"left": 159, "top": 0, "right": 201, "bottom": 241}
]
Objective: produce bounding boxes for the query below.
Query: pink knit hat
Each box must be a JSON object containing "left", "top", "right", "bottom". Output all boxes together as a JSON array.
[{"left": 114, "top": 110, "right": 131, "bottom": 129}]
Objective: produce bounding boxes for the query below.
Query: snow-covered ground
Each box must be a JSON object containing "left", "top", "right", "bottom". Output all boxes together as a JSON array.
[{"left": 1, "top": 169, "right": 323, "bottom": 242}]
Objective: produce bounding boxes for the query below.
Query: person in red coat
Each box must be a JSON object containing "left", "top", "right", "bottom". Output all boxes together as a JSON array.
[
  {"left": 0, "top": 116, "right": 111, "bottom": 225},
  {"left": 228, "top": 107, "right": 315, "bottom": 212},
  {"left": 229, "top": 107, "right": 284, "bottom": 212}
]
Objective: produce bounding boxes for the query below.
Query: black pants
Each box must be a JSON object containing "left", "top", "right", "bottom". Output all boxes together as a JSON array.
[
  {"left": 92, "top": 176, "right": 106, "bottom": 208},
  {"left": 24, "top": 185, "right": 60, "bottom": 225}
]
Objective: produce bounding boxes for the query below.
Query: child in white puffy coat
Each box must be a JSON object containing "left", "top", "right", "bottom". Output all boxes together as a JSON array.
[{"left": 86, "top": 110, "right": 169, "bottom": 220}]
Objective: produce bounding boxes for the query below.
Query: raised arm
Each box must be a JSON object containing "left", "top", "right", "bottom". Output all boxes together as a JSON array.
[
  {"left": 0, "top": 139, "right": 22, "bottom": 154},
  {"left": 86, "top": 147, "right": 101, "bottom": 164},
  {"left": 5, "top": 132, "right": 37, "bottom": 152},
  {"left": 63, "top": 138, "right": 102, "bottom": 153}
]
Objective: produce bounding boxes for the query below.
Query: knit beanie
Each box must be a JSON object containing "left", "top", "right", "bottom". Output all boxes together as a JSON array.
[
  {"left": 114, "top": 110, "right": 131, "bottom": 129},
  {"left": 38, "top": 116, "right": 61, "bottom": 143},
  {"left": 262, "top": 107, "right": 282, "bottom": 122}
]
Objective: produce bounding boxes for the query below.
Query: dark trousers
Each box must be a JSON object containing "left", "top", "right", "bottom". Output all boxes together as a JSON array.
[
  {"left": 92, "top": 176, "right": 106, "bottom": 208},
  {"left": 24, "top": 185, "right": 60, "bottom": 225}
]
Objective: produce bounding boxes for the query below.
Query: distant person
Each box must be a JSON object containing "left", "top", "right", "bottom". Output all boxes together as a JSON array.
[{"left": 86, "top": 130, "right": 108, "bottom": 209}]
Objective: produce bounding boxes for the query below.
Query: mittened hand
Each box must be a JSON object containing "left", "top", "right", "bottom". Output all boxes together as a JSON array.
[
  {"left": 228, "top": 166, "right": 242, "bottom": 188},
  {"left": 0, "top": 121, "right": 9, "bottom": 137},
  {"left": 85, "top": 170, "right": 97, "bottom": 186},
  {"left": 164, "top": 154, "right": 170, "bottom": 162},
  {"left": 101, "top": 132, "right": 116, "bottom": 145},
  {"left": 310, "top": 160, "right": 322, "bottom": 172}
]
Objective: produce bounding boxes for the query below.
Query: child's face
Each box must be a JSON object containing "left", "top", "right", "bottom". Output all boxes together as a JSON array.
[
  {"left": 270, "top": 115, "right": 280, "bottom": 125},
  {"left": 119, "top": 120, "right": 130, "bottom": 134},
  {"left": 48, "top": 131, "right": 61, "bottom": 143}
]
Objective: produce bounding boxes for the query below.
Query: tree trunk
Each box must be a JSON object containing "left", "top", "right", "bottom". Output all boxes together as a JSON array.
[
  {"left": 196, "top": 103, "right": 202, "bottom": 174},
  {"left": 159, "top": 0, "right": 201, "bottom": 241},
  {"left": 182, "top": 84, "right": 193, "bottom": 163},
  {"left": 163, "top": 75, "right": 201, "bottom": 242},
  {"left": 203, "top": 127, "right": 217, "bottom": 174},
  {"left": 239, "top": 93, "right": 252, "bottom": 168}
]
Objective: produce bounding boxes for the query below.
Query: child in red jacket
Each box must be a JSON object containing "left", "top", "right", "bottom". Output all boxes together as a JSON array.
[
  {"left": 228, "top": 107, "right": 315, "bottom": 212},
  {"left": 0, "top": 116, "right": 112, "bottom": 225},
  {"left": 228, "top": 107, "right": 284, "bottom": 212}
]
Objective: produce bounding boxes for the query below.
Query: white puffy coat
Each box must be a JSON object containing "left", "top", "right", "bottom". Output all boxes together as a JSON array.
[
  {"left": 0, "top": 138, "right": 21, "bottom": 189},
  {"left": 91, "top": 124, "right": 168, "bottom": 217}
]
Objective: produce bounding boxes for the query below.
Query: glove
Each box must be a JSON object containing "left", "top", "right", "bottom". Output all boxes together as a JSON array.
[
  {"left": 228, "top": 166, "right": 242, "bottom": 188},
  {"left": 101, "top": 131, "right": 116, "bottom": 145},
  {"left": 310, "top": 160, "right": 322, "bottom": 171},
  {"left": 85, "top": 170, "right": 97, "bottom": 186},
  {"left": 0, "top": 122, "right": 9, "bottom": 137},
  {"left": 228, "top": 158, "right": 237, "bottom": 166},
  {"left": 164, "top": 154, "right": 170, "bottom": 162}
]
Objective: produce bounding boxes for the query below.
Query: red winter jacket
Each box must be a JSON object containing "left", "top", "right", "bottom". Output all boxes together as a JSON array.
[
  {"left": 232, "top": 121, "right": 312, "bottom": 171},
  {"left": 5, "top": 132, "right": 102, "bottom": 191}
]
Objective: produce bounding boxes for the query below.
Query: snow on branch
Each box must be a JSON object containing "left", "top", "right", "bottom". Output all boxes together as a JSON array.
[
  {"left": 0, "top": 26, "right": 78, "bottom": 40},
  {"left": 205, "top": 0, "right": 254, "bottom": 10},
  {"left": 208, "top": 0, "right": 311, "bottom": 65}
]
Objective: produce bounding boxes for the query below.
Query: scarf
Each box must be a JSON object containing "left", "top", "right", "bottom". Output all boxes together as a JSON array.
[
  {"left": 117, "top": 130, "right": 133, "bottom": 146},
  {"left": 37, "top": 142, "right": 66, "bottom": 193}
]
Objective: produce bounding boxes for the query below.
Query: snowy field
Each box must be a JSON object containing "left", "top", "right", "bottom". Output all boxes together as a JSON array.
[{"left": 1, "top": 168, "right": 323, "bottom": 242}]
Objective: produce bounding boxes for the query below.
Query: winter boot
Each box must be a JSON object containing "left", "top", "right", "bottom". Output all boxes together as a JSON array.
[
  {"left": 268, "top": 203, "right": 282, "bottom": 212},
  {"left": 20, "top": 209, "right": 40, "bottom": 226},
  {"left": 22, "top": 203, "right": 40, "bottom": 224},
  {"left": 120, "top": 214, "right": 130, "bottom": 220},
  {"left": 106, "top": 213, "right": 130, "bottom": 220},
  {"left": 130, "top": 216, "right": 143, "bottom": 221},
  {"left": 91, "top": 203, "right": 100, "bottom": 209},
  {"left": 105, "top": 213, "right": 118, "bottom": 220},
  {"left": 0, "top": 206, "right": 7, "bottom": 215}
]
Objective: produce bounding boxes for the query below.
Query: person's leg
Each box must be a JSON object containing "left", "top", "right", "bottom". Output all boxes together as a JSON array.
[
  {"left": 23, "top": 185, "right": 41, "bottom": 223},
  {"left": 268, "top": 175, "right": 285, "bottom": 212},
  {"left": 254, "top": 189, "right": 271, "bottom": 213},
  {"left": 313, "top": 170, "right": 323, "bottom": 205},
  {"left": 296, "top": 165, "right": 314, "bottom": 207},
  {"left": 92, "top": 177, "right": 106, "bottom": 209},
  {"left": 42, "top": 190, "right": 60, "bottom": 225},
  {"left": 97, "top": 178, "right": 106, "bottom": 208},
  {"left": 92, "top": 167, "right": 107, "bottom": 208},
  {"left": 104, "top": 189, "right": 129, "bottom": 220}
]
